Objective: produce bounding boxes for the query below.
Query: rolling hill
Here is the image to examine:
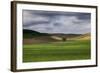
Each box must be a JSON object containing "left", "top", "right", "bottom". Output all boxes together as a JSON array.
[
  {"left": 23, "top": 29, "right": 90, "bottom": 44},
  {"left": 23, "top": 29, "right": 58, "bottom": 44},
  {"left": 69, "top": 33, "right": 91, "bottom": 40},
  {"left": 78, "top": 33, "right": 91, "bottom": 40},
  {"left": 23, "top": 29, "right": 49, "bottom": 38}
]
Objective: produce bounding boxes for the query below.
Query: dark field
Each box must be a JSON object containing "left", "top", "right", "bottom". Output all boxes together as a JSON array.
[{"left": 23, "top": 40, "right": 91, "bottom": 62}]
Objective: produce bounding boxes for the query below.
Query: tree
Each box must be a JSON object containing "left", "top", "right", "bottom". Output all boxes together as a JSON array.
[{"left": 62, "top": 37, "right": 66, "bottom": 41}]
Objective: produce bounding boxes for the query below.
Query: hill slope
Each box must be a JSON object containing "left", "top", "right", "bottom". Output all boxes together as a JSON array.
[
  {"left": 69, "top": 33, "right": 91, "bottom": 40},
  {"left": 23, "top": 29, "right": 58, "bottom": 44},
  {"left": 79, "top": 33, "right": 91, "bottom": 40},
  {"left": 23, "top": 29, "right": 90, "bottom": 44},
  {"left": 23, "top": 29, "right": 49, "bottom": 38}
]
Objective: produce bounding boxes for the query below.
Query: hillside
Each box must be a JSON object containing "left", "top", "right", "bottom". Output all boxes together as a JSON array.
[
  {"left": 69, "top": 33, "right": 91, "bottom": 40},
  {"left": 23, "top": 29, "right": 58, "bottom": 44},
  {"left": 23, "top": 29, "right": 49, "bottom": 38},
  {"left": 79, "top": 33, "right": 91, "bottom": 40},
  {"left": 50, "top": 34, "right": 81, "bottom": 41},
  {"left": 23, "top": 29, "right": 90, "bottom": 44}
]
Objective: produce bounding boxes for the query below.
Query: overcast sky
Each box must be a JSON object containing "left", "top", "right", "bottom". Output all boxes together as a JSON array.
[{"left": 23, "top": 10, "right": 91, "bottom": 34}]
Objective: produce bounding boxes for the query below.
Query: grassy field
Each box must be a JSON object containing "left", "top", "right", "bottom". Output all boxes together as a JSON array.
[{"left": 23, "top": 40, "right": 91, "bottom": 62}]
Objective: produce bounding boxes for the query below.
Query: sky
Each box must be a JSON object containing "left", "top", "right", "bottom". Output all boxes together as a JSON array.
[{"left": 23, "top": 10, "right": 91, "bottom": 34}]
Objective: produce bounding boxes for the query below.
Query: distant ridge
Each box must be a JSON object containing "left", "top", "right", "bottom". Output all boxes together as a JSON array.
[
  {"left": 79, "top": 33, "right": 91, "bottom": 40},
  {"left": 69, "top": 33, "right": 91, "bottom": 40},
  {"left": 23, "top": 29, "right": 90, "bottom": 44},
  {"left": 23, "top": 29, "right": 40, "bottom": 34},
  {"left": 23, "top": 29, "right": 49, "bottom": 38}
]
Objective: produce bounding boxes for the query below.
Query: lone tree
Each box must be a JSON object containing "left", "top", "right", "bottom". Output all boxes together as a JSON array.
[
  {"left": 62, "top": 37, "right": 66, "bottom": 41},
  {"left": 62, "top": 35, "right": 67, "bottom": 41}
]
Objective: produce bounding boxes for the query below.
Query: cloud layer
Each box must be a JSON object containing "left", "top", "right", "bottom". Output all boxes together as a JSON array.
[{"left": 23, "top": 10, "right": 91, "bottom": 34}]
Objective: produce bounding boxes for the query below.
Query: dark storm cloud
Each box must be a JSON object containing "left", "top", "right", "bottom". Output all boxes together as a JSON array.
[
  {"left": 77, "top": 13, "right": 91, "bottom": 20},
  {"left": 23, "top": 21, "right": 50, "bottom": 27},
  {"left": 23, "top": 10, "right": 91, "bottom": 34}
]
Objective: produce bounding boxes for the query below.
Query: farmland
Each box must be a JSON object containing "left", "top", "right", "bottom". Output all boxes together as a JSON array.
[{"left": 23, "top": 40, "right": 91, "bottom": 62}]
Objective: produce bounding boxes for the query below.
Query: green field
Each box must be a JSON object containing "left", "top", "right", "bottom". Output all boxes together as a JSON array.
[{"left": 23, "top": 40, "right": 91, "bottom": 62}]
